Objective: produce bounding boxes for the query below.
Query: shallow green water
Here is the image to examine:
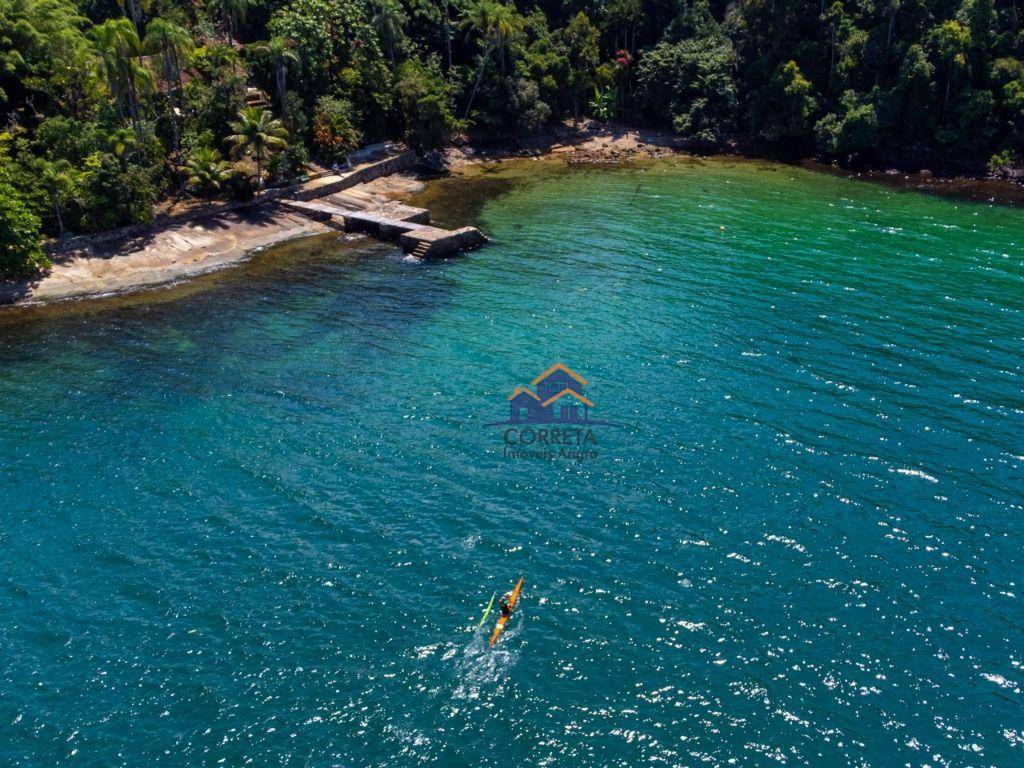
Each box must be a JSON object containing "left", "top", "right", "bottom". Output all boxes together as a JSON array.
[{"left": 2, "top": 158, "right": 1023, "bottom": 767}]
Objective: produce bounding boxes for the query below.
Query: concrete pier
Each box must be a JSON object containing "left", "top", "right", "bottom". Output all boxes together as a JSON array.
[
  {"left": 399, "top": 226, "right": 487, "bottom": 258},
  {"left": 277, "top": 146, "right": 487, "bottom": 258},
  {"left": 280, "top": 198, "right": 487, "bottom": 259}
]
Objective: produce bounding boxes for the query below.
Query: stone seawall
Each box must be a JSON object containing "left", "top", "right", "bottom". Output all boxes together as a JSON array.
[{"left": 287, "top": 151, "right": 417, "bottom": 201}]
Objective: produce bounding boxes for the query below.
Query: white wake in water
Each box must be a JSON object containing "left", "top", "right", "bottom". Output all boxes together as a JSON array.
[{"left": 450, "top": 623, "right": 521, "bottom": 700}]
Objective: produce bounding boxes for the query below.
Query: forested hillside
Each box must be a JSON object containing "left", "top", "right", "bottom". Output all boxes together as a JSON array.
[{"left": 2, "top": 0, "right": 1022, "bottom": 274}]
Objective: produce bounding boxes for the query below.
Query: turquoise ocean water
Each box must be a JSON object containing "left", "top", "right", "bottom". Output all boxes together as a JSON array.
[{"left": 2, "top": 158, "right": 1023, "bottom": 766}]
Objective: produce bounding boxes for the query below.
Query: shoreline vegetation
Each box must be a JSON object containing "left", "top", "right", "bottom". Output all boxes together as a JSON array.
[
  {"left": 443, "top": 120, "right": 1024, "bottom": 208},
  {"left": 5, "top": 0, "right": 1024, "bottom": 285},
  {"left": 0, "top": 167, "right": 424, "bottom": 308},
  {"left": 5, "top": 123, "right": 1024, "bottom": 309}
]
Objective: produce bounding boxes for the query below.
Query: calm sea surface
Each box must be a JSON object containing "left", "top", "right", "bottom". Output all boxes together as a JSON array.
[{"left": 2, "top": 158, "right": 1023, "bottom": 767}]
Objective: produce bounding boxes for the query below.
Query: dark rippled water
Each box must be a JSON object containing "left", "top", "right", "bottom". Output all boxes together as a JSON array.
[{"left": 2, "top": 158, "right": 1023, "bottom": 767}]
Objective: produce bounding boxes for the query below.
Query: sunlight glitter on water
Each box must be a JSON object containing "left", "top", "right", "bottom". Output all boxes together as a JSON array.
[{"left": 2, "top": 158, "right": 1023, "bottom": 767}]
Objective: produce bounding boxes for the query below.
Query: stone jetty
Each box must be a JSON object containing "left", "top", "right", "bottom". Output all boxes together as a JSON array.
[
  {"left": 280, "top": 197, "right": 487, "bottom": 258},
  {"left": 278, "top": 146, "right": 487, "bottom": 258}
]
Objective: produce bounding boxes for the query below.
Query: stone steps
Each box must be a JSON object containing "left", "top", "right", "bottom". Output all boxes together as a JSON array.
[
  {"left": 244, "top": 87, "right": 270, "bottom": 109},
  {"left": 398, "top": 225, "right": 488, "bottom": 258}
]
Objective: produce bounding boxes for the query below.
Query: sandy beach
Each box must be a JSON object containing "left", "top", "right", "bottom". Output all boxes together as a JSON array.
[
  {"left": 0, "top": 173, "right": 424, "bottom": 309},
  {"left": 0, "top": 207, "right": 329, "bottom": 307}
]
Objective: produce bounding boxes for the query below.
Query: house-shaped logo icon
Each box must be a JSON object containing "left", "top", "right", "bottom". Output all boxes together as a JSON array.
[{"left": 506, "top": 363, "right": 597, "bottom": 424}]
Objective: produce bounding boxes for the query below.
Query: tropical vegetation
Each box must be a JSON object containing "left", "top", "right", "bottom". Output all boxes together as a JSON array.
[{"left": 2, "top": 0, "right": 1024, "bottom": 276}]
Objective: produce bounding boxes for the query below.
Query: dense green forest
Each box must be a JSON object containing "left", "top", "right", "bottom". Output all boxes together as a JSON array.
[{"left": 2, "top": 0, "right": 1023, "bottom": 275}]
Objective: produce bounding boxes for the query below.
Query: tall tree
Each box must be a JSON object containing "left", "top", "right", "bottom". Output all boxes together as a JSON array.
[
  {"left": 208, "top": 0, "right": 250, "bottom": 46},
  {"left": 443, "top": 0, "right": 453, "bottom": 69},
  {"left": 372, "top": 0, "right": 407, "bottom": 65},
  {"left": 144, "top": 18, "right": 194, "bottom": 168},
  {"left": 91, "top": 17, "right": 153, "bottom": 150},
  {"left": 930, "top": 20, "right": 970, "bottom": 113},
  {"left": 252, "top": 37, "right": 300, "bottom": 115},
  {"left": 460, "top": 0, "right": 523, "bottom": 119},
  {"left": 602, "top": 0, "right": 642, "bottom": 54},
  {"left": 37, "top": 158, "right": 75, "bottom": 235},
  {"left": 561, "top": 12, "right": 600, "bottom": 125},
  {"left": 760, "top": 60, "right": 818, "bottom": 148},
  {"left": 226, "top": 106, "right": 288, "bottom": 190},
  {"left": 117, "top": 0, "right": 149, "bottom": 33}
]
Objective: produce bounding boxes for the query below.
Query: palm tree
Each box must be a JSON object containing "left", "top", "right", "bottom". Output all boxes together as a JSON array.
[
  {"left": 372, "top": 0, "right": 407, "bottom": 65},
  {"left": 226, "top": 106, "right": 288, "bottom": 190},
  {"left": 117, "top": 0, "right": 150, "bottom": 33},
  {"left": 91, "top": 18, "right": 154, "bottom": 150},
  {"left": 106, "top": 127, "right": 138, "bottom": 163},
  {"left": 251, "top": 37, "right": 300, "bottom": 115},
  {"left": 460, "top": 0, "right": 522, "bottom": 119},
  {"left": 144, "top": 18, "right": 194, "bottom": 168},
  {"left": 186, "top": 147, "right": 232, "bottom": 195},
  {"left": 462, "top": 0, "right": 520, "bottom": 68},
  {"left": 207, "top": 0, "right": 250, "bottom": 46},
  {"left": 443, "top": 0, "right": 453, "bottom": 68},
  {"left": 38, "top": 159, "right": 74, "bottom": 236}
]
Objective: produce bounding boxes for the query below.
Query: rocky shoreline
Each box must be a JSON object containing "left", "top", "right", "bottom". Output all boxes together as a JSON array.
[
  {"left": 444, "top": 121, "right": 1024, "bottom": 209},
  {"left": 6, "top": 123, "right": 1024, "bottom": 311}
]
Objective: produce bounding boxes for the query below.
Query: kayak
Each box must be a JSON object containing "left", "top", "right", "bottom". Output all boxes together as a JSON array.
[
  {"left": 489, "top": 577, "right": 524, "bottom": 647},
  {"left": 477, "top": 591, "right": 497, "bottom": 631}
]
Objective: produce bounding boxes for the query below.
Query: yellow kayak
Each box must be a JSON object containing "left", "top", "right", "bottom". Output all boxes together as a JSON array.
[{"left": 489, "top": 577, "right": 524, "bottom": 647}]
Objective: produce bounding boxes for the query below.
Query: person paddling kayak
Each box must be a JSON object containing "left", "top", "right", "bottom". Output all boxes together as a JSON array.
[
  {"left": 490, "top": 578, "right": 524, "bottom": 647},
  {"left": 498, "top": 592, "right": 512, "bottom": 618}
]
